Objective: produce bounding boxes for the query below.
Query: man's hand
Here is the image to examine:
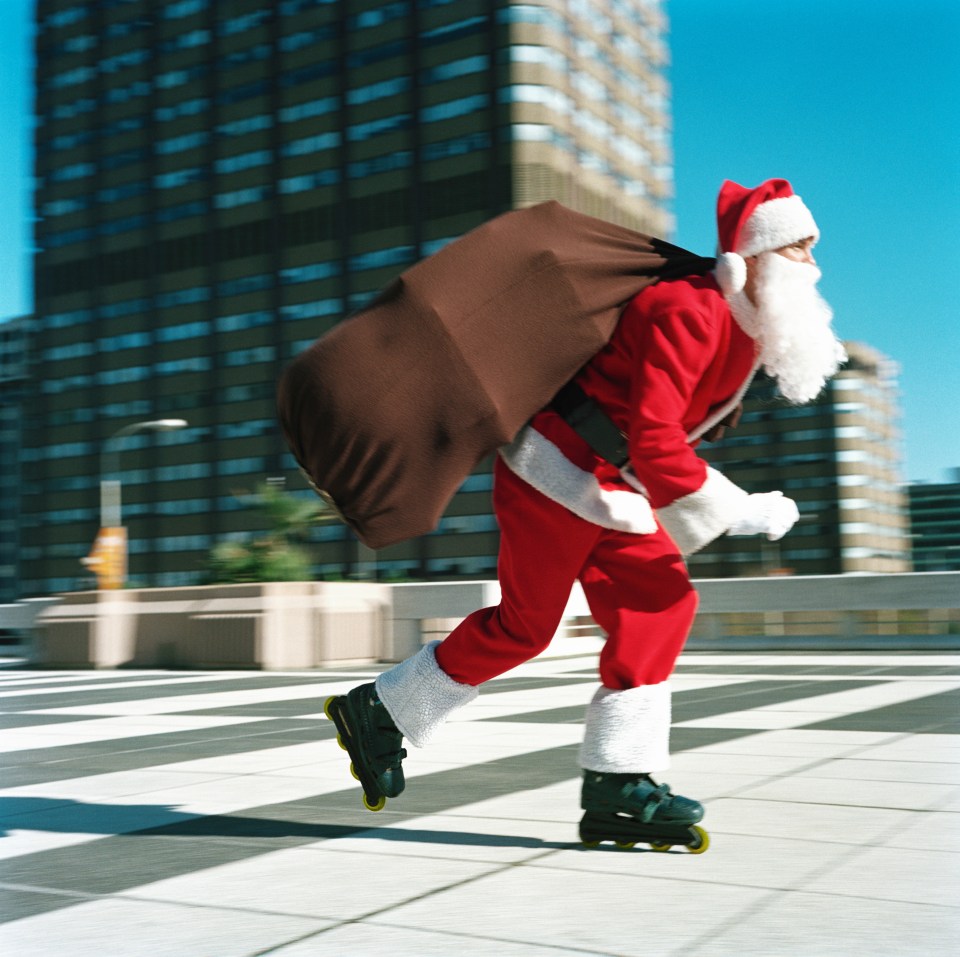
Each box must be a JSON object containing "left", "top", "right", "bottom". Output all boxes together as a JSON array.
[{"left": 727, "top": 491, "right": 799, "bottom": 541}]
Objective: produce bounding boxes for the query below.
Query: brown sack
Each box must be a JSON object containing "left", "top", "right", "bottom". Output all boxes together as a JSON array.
[{"left": 276, "top": 201, "right": 713, "bottom": 549}]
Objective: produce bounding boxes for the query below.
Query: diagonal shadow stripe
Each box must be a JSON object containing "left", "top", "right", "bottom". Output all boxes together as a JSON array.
[{"left": 0, "top": 726, "right": 756, "bottom": 924}]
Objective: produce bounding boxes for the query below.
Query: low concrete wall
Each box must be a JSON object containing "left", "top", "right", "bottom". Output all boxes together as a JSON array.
[
  {"left": 688, "top": 571, "right": 960, "bottom": 650},
  {"left": 33, "top": 582, "right": 391, "bottom": 669},
  {"left": 24, "top": 571, "right": 960, "bottom": 669},
  {"left": 0, "top": 598, "right": 61, "bottom": 659}
]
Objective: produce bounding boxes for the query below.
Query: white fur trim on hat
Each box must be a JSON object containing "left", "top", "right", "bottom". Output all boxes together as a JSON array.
[
  {"left": 738, "top": 194, "right": 819, "bottom": 257},
  {"left": 580, "top": 682, "right": 672, "bottom": 773},
  {"left": 714, "top": 251, "right": 747, "bottom": 296},
  {"left": 375, "top": 640, "right": 478, "bottom": 747},
  {"left": 657, "top": 466, "right": 750, "bottom": 556},
  {"left": 499, "top": 425, "right": 657, "bottom": 534}
]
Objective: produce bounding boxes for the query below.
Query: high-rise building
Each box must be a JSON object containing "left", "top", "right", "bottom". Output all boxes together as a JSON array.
[
  {"left": 1, "top": 318, "right": 30, "bottom": 602},
  {"left": 25, "top": 0, "right": 674, "bottom": 595},
  {"left": 909, "top": 469, "right": 960, "bottom": 572},
  {"left": 692, "top": 341, "right": 911, "bottom": 577}
]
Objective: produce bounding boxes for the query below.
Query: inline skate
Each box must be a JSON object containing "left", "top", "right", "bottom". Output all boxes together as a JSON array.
[
  {"left": 579, "top": 771, "right": 709, "bottom": 853},
  {"left": 324, "top": 683, "right": 406, "bottom": 812}
]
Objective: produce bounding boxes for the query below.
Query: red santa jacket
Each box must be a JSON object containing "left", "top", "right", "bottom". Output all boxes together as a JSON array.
[{"left": 500, "top": 273, "right": 759, "bottom": 554}]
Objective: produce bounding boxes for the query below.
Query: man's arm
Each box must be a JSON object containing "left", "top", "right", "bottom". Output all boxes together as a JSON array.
[{"left": 622, "top": 297, "right": 751, "bottom": 554}]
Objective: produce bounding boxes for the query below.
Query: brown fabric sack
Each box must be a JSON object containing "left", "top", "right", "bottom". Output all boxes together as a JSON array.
[{"left": 276, "top": 201, "right": 713, "bottom": 549}]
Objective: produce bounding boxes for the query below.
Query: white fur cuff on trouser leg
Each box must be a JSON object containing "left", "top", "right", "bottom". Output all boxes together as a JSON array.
[
  {"left": 579, "top": 682, "right": 672, "bottom": 773},
  {"left": 375, "top": 640, "right": 479, "bottom": 748}
]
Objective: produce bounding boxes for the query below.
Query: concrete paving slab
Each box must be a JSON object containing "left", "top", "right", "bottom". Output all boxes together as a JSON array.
[
  {"left": 1, "top": 896, "right": 332, "bottom": 957},
  {"left": 688, "top": 891, "right": 960, "bottom": 957},
  {"left": 2, "top": 650, "right": 957, "bottom": 957}
]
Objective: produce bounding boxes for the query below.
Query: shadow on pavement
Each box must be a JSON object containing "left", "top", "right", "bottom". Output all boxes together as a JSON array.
[{"left": 0, "top": 796, "right": 579, "bottom": 851}]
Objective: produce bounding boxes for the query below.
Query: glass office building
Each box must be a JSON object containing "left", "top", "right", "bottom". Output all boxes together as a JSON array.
[
  {"left": 909, "top": 470, "right": 960, "bottom": 572},
  {"left": 693, "top": 341, "right": 912, "bottom": 577},
  {"left": 1, "top": 319, "right": 30, "bottom": 603},
  {"left": 25, "top": 0, "right": 674, "bottom": 594}
]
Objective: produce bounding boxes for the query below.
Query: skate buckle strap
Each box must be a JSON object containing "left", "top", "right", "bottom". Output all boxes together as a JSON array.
[{"left": 640, "top": 783, "right": 672, "bottom": 823}]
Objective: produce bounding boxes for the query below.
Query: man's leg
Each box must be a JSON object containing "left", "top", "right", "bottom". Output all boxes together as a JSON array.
[
  {"left": 576, "top": 524, "right": 704, "bottom": 840},
  {"left": 344, "top": 459, "right": 601, "bottom": 805},
  {"left": 435, "top": 457, "right": 603, "bottom": 685}
]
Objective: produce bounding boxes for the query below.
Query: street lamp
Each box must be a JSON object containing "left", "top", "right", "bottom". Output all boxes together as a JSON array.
[
  {"left": 100, "top": 419, "right": 189, "bottom": 528},
  {"left": 90, "top": 419, "right": 188, "bottom": 588}
]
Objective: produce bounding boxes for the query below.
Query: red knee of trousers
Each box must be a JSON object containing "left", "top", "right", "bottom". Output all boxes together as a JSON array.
[
  {"left": 434, "top": 605, "right": 556, "bottom": 685},
  {"left": 597, "top": 583, "right": 698, "bottom": 689}
]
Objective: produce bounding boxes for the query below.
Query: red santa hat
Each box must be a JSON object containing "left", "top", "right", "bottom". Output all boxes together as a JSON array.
[{"left": 714, "top": 178, "right": 819, "bottom": 296}]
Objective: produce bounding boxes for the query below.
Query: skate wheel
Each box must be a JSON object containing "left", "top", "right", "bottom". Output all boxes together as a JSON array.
[
  {"left": 687, "top": 826, "right": 710, "bottom": 855},
  {"left": 362, "top": 793, "right": 386, "bottom": 812},
  {"left": 323, "top": 696, "right": 337, "bottom": 720},
  {"left": 650, "top": 841, "right": 671, "bottom": 852},
  {"left": 581, "top": 840, "right": 600, "bottom": 849},
  {"left": 615, "top": 841, "right": 636, "bottom": 849},
  {"left": 336, "top": 733, "right": 347, "bottom": 751},
  {"left": 349, "top": 763, "right": 359, "bottom": 781}
]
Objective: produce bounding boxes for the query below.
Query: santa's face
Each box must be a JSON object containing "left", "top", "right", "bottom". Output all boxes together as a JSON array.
[
  {"left": 744, "top": 237, "right": 817, "bottom": 302},
  {"left": 733, "top": 247, "right": 846, "bottom": 405}
]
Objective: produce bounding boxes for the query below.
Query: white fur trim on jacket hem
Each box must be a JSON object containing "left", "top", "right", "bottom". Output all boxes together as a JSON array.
[
  {"left": 499, "top": 426, "right": 658, "bottom": 534},
  {"left": 580, "top": 682, "right": 672, "bottom": 773},
  {"left": 375, "top": 640, "right": 478, "bottom": 748},
  {"left": 657, "top": 466, "right": 750, "bottom": 556}
]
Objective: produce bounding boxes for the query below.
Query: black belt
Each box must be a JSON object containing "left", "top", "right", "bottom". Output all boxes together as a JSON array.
[{"left": 549, "top": 380, "right": 629, "bottom": 468}]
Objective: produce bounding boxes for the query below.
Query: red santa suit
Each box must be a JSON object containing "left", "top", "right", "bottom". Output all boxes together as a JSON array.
[
  {"left": 374, "top": 178, "right": 822, "bottom": 776},
  {"left": 424, "top": 273, "right": 756, "bottom": 770}
]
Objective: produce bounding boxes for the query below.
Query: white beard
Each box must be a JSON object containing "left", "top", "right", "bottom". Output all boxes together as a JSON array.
[{"left": 729, "top": 252, "right": 847, "bottom": 404}]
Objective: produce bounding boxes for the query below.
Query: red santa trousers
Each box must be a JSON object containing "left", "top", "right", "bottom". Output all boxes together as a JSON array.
[{"left": 435, "top": 458, "right": 699, "bottom": 690}]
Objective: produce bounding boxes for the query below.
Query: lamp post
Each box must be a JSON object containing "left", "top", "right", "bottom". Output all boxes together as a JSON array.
[{"left": 91, "top": 419, "right": 188, "bottom": 588}]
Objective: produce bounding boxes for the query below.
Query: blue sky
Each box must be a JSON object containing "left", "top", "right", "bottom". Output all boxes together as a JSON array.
[
  {"left": 1, "top": 0, "right": 957, "bottom": 482},
  {"left": 669, "top": 0, "right": 960, "bottom": 483}
]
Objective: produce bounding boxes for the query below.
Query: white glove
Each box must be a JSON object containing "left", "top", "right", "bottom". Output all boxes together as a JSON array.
[{"left": 727, "top": 491, "right": 799, "bottom": 541}]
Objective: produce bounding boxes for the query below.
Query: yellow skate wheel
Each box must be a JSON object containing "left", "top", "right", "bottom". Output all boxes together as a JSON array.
[
  {"left": 581, "top": 840, "right": 600, "bottom": 849},
  {"left": 349, "top": 763, "right": 359, "bottom": 781},
  {"left": 687, "top": 826, "right": 710, "bottom": 855},
  {"left": 615, "top": 841, "right": 636, "bottom": 849},
  {"left": 336, "top": 733, "right": 347, "bottom": 751},
  {"left": 650, "top": 841, "right": 671, "bottom": 852},
  {"left": 323, "top": 696, "right": 337, "bottom": 720},
  {"left": 362, "top": 793, "right": 386, "bottom": 812}
]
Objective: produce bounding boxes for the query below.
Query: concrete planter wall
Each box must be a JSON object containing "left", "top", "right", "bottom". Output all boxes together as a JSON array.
[
  {"left": 33, "top": 582, "right": 391, "bottom": 670},
  {"left": 25, "top": 571, "right": 960, "bottom": 669}
]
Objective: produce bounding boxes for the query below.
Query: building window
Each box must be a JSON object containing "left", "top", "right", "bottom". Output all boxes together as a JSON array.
[
  {"left": 421, "top": 94, "right": 489, "bottom": 123},
  {"left": 349, "top": 246, "right": 416, "bottom": 272},
  {"left": 215, "top": 186, "right": 272, "bottom": 209},
  {"left": 157, "top": 321, "right": 211, "bottom": 342},
  {"left": 217, "top": 310, "right": 272, "bottom": 332},
  {"left": 348, "top": 114, "right": 412, "bottom": 142},
  {"left": 279, "top": 97, "right": 339, "bottom": 123},
  {"left": 280, "top": 299, "right": 342, "bottom": 321},
  {"left": 215, "top": 150, "right": 272, "bottom": 174}
]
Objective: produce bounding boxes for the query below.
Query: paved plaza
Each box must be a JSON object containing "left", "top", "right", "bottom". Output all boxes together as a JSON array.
[{"left": 1, "top": 642, "right": 959, "bottom": 956}]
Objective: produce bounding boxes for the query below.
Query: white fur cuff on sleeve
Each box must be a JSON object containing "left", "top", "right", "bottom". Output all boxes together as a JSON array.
[{"left": 656, "top": 467, "right": 750, "bottom": 556}]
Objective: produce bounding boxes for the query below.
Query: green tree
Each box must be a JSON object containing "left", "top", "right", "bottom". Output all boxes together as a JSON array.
[{"left": 207, "top": 481, "right": 336, "bottom": 583}]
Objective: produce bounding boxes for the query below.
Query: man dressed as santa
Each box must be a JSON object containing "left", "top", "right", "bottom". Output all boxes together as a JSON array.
[{"left": 325, "top": 178, "right": 846, "bottom": 848}]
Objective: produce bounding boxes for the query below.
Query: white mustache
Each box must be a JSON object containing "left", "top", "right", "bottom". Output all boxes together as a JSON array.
[{"left": 744, "top": 253, "right": 846, "bottom": 404}]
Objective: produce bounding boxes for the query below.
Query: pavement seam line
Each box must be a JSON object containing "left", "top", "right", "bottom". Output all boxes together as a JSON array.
[{"left": 246, "top": 848, "right": 626, "bottom": 957}]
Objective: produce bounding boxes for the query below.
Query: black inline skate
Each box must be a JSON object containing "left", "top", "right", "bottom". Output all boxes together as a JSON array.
[
  {"left": 324, "top": 683, "right": 406, "bottom": 812},
  {"left": 579, "top": 771, "right": 709, "bottom": 854}
]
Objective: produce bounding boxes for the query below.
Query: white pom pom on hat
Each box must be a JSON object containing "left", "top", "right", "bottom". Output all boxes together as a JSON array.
[
  {"left": 714, "top": 251, "right": 748, "bottom": 297},
  {"left": 714, "top": 178, "right": 819, "bottom": 296}
]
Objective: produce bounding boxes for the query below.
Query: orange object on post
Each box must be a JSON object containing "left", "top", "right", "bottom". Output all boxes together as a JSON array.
[{"left": 82, "top": 527, "right": 128, "bottom": 590}]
